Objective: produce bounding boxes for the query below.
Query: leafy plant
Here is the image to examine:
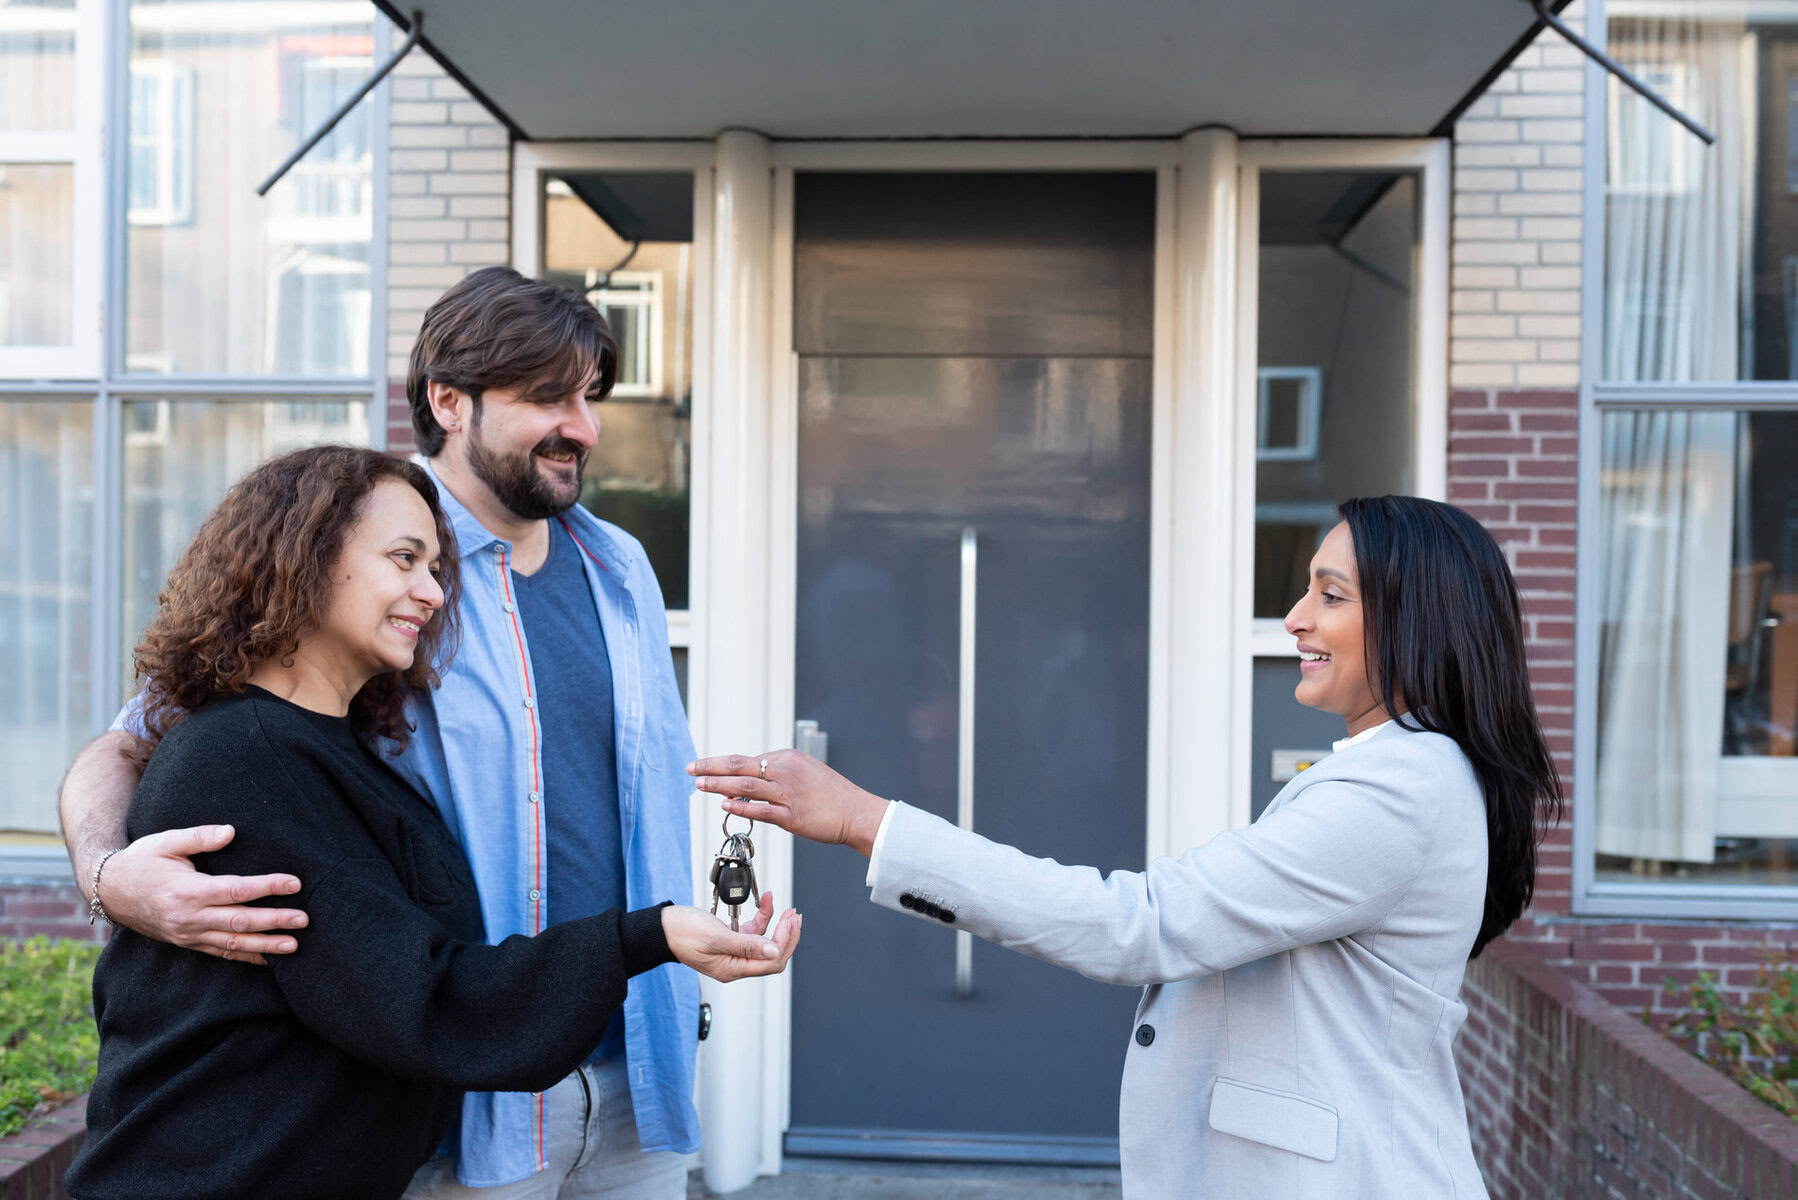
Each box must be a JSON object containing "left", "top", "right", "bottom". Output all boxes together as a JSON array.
[
  {"left": 0, "top": 937, "right": 102, "bottom": 1138},
  {"left": 1658, "top": 956, "right": 1798, "bottom": 1119}
]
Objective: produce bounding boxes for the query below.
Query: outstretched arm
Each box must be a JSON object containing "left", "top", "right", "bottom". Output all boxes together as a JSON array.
[
  {"left": 692, "top": 745, "right": 1452, "bottom": 988},
  {"left": 273, "top": 862, "right": 799, "bottom": 1093},
  {"left": 58, "top": 731, "right": 308, "bottom": 964}
]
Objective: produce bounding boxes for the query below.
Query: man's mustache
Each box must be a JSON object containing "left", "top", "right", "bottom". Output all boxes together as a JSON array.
[{"left": 532, "top": 437, "right": 587, "bottom": 465}]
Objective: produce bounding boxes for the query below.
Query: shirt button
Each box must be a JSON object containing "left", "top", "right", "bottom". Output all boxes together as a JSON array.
[
  {"left": 528, "top": 791, "right": 540, "bottom": 804},
  {"left": 503, "top": 602, "right": 516, "bottom": 613},
  {"left": 1135, "top": 1023, "right": 1155, "bottom": 1047},
  {"left": 528, "top": 889, "right": 541, "bottom": 901},
  {"left": 492, "top": 545, "right": 505, "bottom": 556},
  {"left": 523, "top": 697, "right": 535, "bottom": 709}
]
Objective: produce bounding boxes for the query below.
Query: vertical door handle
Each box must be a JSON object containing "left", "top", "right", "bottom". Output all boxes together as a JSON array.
[
  {"left": 793, "top": 719, "right": 828, "bottom": 764},
  {"left": 956, "top": 526, "right": 977, "bottom": 998}
]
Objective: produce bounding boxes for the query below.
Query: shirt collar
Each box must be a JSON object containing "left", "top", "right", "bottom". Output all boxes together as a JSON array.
[
  {"left": 418, "top": 456, "right": 629, "bottom": 575},
  {"left": 1332, "top": 719, "right": 1393, "bottom": 754}
]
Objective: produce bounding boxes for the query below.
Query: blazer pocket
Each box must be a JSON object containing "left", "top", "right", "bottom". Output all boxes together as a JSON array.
[{"left": 1207, "top": 1077, "right": 1339, "bottom": 1163}]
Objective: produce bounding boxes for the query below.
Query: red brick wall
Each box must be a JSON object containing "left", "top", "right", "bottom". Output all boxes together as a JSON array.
[
  {"left": 1449, "top": 386, "right": 1578, "bottom": 916},
  {"left": 1449, "top": 386, "right": 1798, "bottom": 1021},
  {"left": 1457, "top": 938, "right": 1798, "bottom": 1200},
  {"left": 388, "top": 382, "right": 415, "bottom": 456},
  {"left": 0, "top": 884, "right": 106, "bottom": 946}
]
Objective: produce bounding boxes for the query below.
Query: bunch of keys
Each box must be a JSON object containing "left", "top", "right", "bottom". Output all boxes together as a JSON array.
[{"left": 709, "top": 813, "right": 759, "bottom": 931}]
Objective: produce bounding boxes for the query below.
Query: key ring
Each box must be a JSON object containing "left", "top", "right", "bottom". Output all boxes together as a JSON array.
[{"left": 722, "top": 810, "right": 755, "bottom": 839}]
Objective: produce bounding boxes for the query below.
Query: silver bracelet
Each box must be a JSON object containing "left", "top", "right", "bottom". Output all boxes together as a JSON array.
[{"left": 89, "top": 847, "right": 122, "bottom": 926}]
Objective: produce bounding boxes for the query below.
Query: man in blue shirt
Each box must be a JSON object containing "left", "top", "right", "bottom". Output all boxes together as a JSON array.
[{"left": 59, "top": 268, "right": 711, "bottom": 1198}]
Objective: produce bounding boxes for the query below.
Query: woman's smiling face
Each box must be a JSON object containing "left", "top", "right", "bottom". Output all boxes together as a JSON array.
[
  {"left": 313, "top": 480, "right": 446, "bottom": 681},
  {"left": 1283, "top": 521, "right": 1389, "bottom": 736}
]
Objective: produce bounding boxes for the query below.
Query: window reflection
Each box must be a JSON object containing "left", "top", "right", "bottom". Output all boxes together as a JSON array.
[
  {"left": 1594, "top": 411, "right": 1798, "bottom": 885},
  {"left": 1605, "top": 1, "right": 1798, "bottom": 382},
  {"left": 0, "top": 0, "right": 75, "bottom": 133},
  {"left": 0, "top": 400, "right": 92, "bottom": 836},
  {"left": 542, "top": 172, "right": 694, "bottom": 610},
  {"left": 1253, "top": 171, "right": 1417, "bottom": 619},
  {"left": 0, "top": 164, "right": 74, "bottom": 347},
  {"left": 125, "top": 0, "right": 375, "bottom": 376}
]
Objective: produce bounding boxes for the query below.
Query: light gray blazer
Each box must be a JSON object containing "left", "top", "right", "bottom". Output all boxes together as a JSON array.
[{"left": 870, "top": 721, "right": 1491, "bottom": 1199}]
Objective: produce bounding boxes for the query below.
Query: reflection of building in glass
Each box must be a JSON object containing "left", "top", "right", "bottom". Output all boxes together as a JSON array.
[
  {"left": 543, "top": 173, "right": 693, "bottom": 608},
  {"left": 124, "top": 4, "right": 374, "bottom": 377}
]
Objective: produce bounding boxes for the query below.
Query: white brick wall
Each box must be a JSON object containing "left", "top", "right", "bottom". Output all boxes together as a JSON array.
[
  {"left": 385, "top": 51, "right": 511, "bottom": 451},
  {"left": 1451, "top": 0, "right": 1588, "bottom": 389}
]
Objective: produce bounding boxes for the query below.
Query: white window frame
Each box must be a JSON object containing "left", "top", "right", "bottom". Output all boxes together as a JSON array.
[
  {"left": 585, "top": 268, "right": 664, "bottom": 398},
  {"left": 125, "top": 59, "right": 193, "bottom": 226},
  {"left": 1256, "top": 365, "right": 1323, "bottom": 461},
  {"left": 1575, "top": 0, "right": 1798, "bottom": 919},
  {"left": 0, "top": 0, "right": 104, "bottom": 379}
]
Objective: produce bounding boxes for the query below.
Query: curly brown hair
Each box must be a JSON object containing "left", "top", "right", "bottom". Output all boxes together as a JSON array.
[{"left": 130, "top": 445, "right": 461, "bottom": 760}]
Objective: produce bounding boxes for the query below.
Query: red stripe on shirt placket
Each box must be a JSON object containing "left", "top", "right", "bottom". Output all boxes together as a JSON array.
[{"left": 496, "top": 549, "right": 548, "bottom": 1174}]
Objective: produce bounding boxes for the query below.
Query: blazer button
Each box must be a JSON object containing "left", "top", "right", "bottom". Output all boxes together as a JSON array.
[
  {"left": 940, "top": 910, "right": 955, "bottom": 925},
  {"left": 899, "top": 893, "right": 916, "bottom": 909},
  {"left": 923, "top": 901, "right": 942, "bottom": 919},
  {"left": 1135, "top": 1023, "right": 1155, "bottom": 1047}
]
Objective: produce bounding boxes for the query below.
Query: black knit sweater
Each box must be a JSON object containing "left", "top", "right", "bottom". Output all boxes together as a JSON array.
[{"left": 65, "top": 686, "right": 675, "bottom": 1200}]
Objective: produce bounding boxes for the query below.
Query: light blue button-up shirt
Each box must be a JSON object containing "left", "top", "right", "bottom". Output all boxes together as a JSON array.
[
  {"left": 114, "top": 464, "right": 702, "bottom": 1187},
  {"left": 394, "top": 466, "right": 701, "bottom": 1185}
]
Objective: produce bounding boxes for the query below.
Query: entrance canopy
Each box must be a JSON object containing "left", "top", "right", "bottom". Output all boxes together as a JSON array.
[{"left": 374, "top": 0, "right": 1571, "bottom": 141}]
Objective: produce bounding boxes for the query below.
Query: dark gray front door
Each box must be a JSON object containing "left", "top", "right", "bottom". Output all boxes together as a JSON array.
[{"left": 787, "top": 172, "right": 1154, "bottom": 1165}]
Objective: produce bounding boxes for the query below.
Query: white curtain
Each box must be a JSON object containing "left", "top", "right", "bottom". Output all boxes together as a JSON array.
[{"left": 1594, "top": 17, "right": 1747, "bottom": 863}]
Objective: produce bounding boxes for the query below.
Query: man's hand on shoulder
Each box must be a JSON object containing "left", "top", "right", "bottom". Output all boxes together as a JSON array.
[{"left": 101, "top": 824, "right": 309, "bottom": 965}]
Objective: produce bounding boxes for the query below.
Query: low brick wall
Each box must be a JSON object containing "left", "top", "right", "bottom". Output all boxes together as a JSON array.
[
  {"left": 0, "top": 885, "right": 104, "bottom": 946},
  {"left": 0, "top": 1096, "right": 86, "bottom": 1200},
  {"left": 1458, "top": 938, "right": 1798, "bottom": 1199}
]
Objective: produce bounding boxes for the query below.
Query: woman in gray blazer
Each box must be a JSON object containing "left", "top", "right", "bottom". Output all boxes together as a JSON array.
[{"left": 691, "top": 496, "right": 1561, "bottom": 1199}]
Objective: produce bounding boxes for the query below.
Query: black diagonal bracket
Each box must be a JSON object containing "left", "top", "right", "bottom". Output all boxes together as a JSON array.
[
  {"left": 1530, "top": 0, "right": 1714, "bottom": 145},
  {"left": 256, "top": 10, "right": 426, "bottom": 196}
]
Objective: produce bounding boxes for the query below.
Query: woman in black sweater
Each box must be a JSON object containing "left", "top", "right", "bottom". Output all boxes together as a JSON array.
[{"left": 65, "top": 447, "right": 799, "bottom": 1200}]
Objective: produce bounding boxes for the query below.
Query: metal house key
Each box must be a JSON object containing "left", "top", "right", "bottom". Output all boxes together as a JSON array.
[{"left": 709, "top": 814, "right": 759, "bottom": 931}]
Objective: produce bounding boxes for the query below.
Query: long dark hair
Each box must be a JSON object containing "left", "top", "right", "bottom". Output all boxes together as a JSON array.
[{"left": 1338, "top": 496, "right": 1563, "bottom": 958}]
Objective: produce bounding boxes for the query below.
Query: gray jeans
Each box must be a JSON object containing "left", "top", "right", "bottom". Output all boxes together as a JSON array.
[{"left": 403, "top": 1058, "right": 692, "bottom": 1200}]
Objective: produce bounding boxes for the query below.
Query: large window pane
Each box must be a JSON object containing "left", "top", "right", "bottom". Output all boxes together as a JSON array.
[
  {"left": 125, "top": 0, "right": 376, "bottom": 376},
  {"left": 0, "top": 400, "right": 92, "bottom": 836},
  {"left": 542, "top": 172, "right": 694, "bottom": 610},
  {"left": 121, "top": 398, "right": 369, "bottom": 692},
  {"left": 0, "top": 163, "right": 73, "bottom": 347},
  {"left": 1605, "top": 2, "right": 1798, "bottom": 381},
  {"left": 1594, "top": 409, "right": 1798, "bottom": 885},
  {"left": 1253, "top": 171, "right": 1417, "bottom": 618}
]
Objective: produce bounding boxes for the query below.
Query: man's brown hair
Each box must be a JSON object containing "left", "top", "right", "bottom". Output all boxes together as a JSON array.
[
  {"left": 130, "top": 445, "right": 462, "bottom": 760},
  {"left": 406, "top": 266, "right": 618, "bottom": 455}
]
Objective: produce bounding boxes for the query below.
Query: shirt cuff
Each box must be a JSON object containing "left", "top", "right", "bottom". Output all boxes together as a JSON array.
[{"left": 863, "top": 801, "right": 900, "bottom": 891}]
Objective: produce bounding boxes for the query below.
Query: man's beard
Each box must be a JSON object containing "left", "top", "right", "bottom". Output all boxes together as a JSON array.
[{"left": 465, "top": 409, "right": 589, "bottom": 521}]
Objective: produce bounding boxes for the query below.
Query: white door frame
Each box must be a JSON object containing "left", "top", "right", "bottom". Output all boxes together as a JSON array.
[{"left": 509, "top": 133, "right": 1449, "bottom": 1192}]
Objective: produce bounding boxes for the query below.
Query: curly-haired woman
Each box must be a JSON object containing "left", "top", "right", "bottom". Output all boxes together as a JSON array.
[{"left": 65, "top": 446, "right": 799, "bottom": 1200}]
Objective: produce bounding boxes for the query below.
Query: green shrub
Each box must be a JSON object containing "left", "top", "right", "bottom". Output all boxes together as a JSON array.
[
  {"left": 0, "top": 937, "right": 102, "bottom": 1138},
  {"left": 1658, "top": 957, "right": 1798, "bottom": 1119}
]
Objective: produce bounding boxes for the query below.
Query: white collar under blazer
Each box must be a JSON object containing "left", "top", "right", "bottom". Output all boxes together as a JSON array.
[{"left": 868, "top": 719, "right": 1491, "bottom": 1199}]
